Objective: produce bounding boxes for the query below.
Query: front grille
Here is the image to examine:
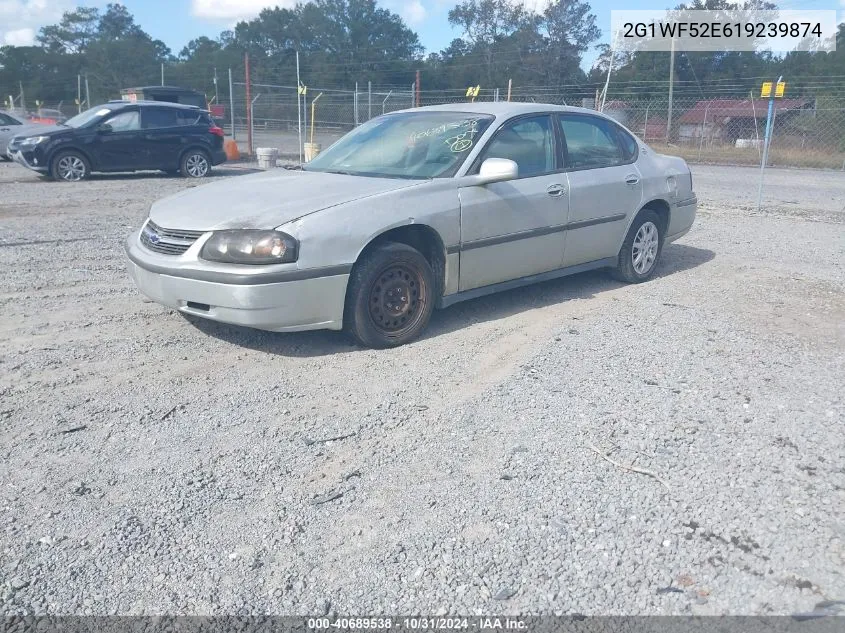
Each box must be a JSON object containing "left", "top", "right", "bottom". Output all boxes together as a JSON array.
[{"left": 140, "top": 220, "right": 205, "bottom": 256}]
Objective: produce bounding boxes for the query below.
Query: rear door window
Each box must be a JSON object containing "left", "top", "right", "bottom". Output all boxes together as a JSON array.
[
  {"left": 558, "top": 115, "right": 623, "bottom": 170},
  {"left": 143, "top": 108, "right": 179, "bottom": 129},
  {"left": 177, "top": 110, "right": 205, "bottom": 127},
  {"left": 0, "top": 113, "right": 22, "bottom": 125}
]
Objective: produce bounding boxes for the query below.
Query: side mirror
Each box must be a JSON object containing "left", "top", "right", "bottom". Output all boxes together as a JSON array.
[
  {"left": 460, "top": 158, "right": 519, "bottom": 187},
  {"left": 97, "top": 123, "right": 113, "bottom": 134}
]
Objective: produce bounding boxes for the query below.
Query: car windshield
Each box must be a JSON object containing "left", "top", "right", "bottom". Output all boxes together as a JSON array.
[
  {"left": 63, "top": 105, "right": 116, "bottom": 128},
  {"left": 304, "top": 111, "right": 494, "bottom": 179}
]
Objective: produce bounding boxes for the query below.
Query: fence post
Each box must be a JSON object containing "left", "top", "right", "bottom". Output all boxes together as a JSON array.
[
  {"left": 382, "top": 90, "right": 392, "bottom": 114},
  {"left": 368, "top": 81, "right": 372, "bottom": 120},
  {"left": 228, "top": 68, "right": 236, "bottom": 139},
  {"left": 245, "top": 53, "right": 253, "bottom": 156},
  {"left": 410, "top": 83, "right": 415, "bottom": 108},
  {"left": 698, "top": 102, "right": 709, "bottom": 162},
  {"left": 415, "top": 70, "right": 421, "bottom": 107},
  {"left": 643, "top": 104, "right": 650, "bottom": 140},
  {"left": 354, "top": 83, "right": 359, "bottom": 126}
]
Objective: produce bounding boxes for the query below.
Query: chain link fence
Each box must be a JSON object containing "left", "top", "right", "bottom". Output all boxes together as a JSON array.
[{"left": 4, "top": 69, "right": 845, "bottom": 169}]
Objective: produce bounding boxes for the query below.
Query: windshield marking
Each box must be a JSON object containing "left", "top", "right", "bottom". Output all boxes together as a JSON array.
[{"left": 444, "top": 119, "right": 481, "bottom": 153}]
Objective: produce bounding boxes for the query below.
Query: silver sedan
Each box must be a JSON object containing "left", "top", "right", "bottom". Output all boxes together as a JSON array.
[{"left": 125, "top": 103, "right": 696, "bottom": 348}]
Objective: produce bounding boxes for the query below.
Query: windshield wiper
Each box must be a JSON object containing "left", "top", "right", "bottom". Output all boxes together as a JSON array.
[{"left": 283, "top": 164, "right": 303, "bottom": 170}]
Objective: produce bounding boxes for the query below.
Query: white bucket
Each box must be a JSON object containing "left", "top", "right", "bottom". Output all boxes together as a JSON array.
[
  {"left": 303, "top": 142, "right": 322, "bottom": 162},
  {"left": 256, "top": 147, "right": 279, "bottom": 169}
]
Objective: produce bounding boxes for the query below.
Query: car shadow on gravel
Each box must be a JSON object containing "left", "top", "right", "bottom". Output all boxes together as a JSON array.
[
  {"left": 423, "top": 242, "right": 715, "bottom": 341},
  {"left": 79, "top": 167, "right": 261, "bottom": 181},
  {"left": 185, "top": 243, "right": 715, "bottom": 357}
]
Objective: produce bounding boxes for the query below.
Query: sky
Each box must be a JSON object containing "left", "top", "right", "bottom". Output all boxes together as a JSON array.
[{"left": 2, "top": 0, "right": 843, "bottom": 71}]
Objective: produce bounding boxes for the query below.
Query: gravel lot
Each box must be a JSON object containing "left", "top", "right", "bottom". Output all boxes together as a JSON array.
[{"left": 1, "top": 161, "right": 843, "bottom": 616}]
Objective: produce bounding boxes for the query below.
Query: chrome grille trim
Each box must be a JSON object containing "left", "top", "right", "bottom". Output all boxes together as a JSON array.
[{"left": 140, "top": 220, "right": 205, "bottom": 256}]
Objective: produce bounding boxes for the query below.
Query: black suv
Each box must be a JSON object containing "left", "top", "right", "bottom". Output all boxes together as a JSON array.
[{"left": 8, "top": 101, "right": 227, "bottom": 181}]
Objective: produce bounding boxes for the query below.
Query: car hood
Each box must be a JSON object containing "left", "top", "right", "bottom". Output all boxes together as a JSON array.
[
  {"left": 10, "top": 124, "right": 68, "bottom": 141},
  {"left": 149, "top": 169, "right": 426, "bottom": 231}
]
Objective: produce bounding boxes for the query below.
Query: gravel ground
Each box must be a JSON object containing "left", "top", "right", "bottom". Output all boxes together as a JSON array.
[{"left": 0, "top": 161, "right": 843, "bottom": 616}]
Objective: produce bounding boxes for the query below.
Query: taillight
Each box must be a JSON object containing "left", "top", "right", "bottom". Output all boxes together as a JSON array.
[{"left": 209, "top": 126, "right": 224, "bottom": 138}]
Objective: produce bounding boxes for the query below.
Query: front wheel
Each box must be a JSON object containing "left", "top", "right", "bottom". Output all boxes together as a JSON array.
[
  {"left": 344, "top": 242, "right": 435, "bottom": 348},
  {"left": 51, "top": 151, "right": 90, "bottom": 182},
  {"left": 180, "top": 150, "right": 210, "bottom": 178},
  {"left": 613, "top": 210, "right": 663, "bottom": 283}
]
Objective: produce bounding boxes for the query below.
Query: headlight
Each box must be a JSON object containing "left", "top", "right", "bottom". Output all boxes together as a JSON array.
[
  {"left": 20, "top": 136, "right": 49, "bottom": 146},
  {"left": 200, "top": 230, "right": 298, "bottom": 264}
]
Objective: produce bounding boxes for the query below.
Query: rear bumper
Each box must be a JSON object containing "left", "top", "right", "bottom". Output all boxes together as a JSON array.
[
  {"left": 124, "top": 235, "right": 348, "bottom": 332},
  {"left": 211, "top": 150, "right": 227, "bottom": 166},
  {"left": 667, "top": 195, "right": 697, "bottom": 242}
]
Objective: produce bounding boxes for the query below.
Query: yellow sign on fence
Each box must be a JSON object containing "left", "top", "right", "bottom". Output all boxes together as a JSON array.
[
  {"left": 775, "top": 81, "right": 786, "bottom": 98},
  {"left": 297, "top": 84, "right": 307, "bottom": 96},
  {"left": 465, "top": 85, "right": 480, "bottom": 98},
  {"left": 761, "top": 82, "right": 772, "bottom": 98}
]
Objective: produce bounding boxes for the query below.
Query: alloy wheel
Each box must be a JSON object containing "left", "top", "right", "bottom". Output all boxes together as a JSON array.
[
  {"left": 186, "top": 154, "right": 209, "bottom": 177},
  {"left": 57, "top": 156, "right": 86, "bottom": 181},
  {"left": 632, "top": 221, "right": 659, "bottom": 275}
]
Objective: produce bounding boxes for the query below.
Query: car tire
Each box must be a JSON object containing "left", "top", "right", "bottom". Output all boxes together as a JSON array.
[
  {"left": 180, "top": 150, "right": 210, "bottom": 178},
  {"left": 50, "top": 150, "right": 90, "bottom": 182},
  {"left": 344, "top": 242, "right": 435, "bottom": 348},
  {"left": 612, "top": 209, "right": 664, "bottom": 283}
]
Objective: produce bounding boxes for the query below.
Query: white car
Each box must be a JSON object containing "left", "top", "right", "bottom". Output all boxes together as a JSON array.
[
  {"left": 0, "top": 110, "right": 46, "bottom": 160},
  {"left": 126, "top": 103, "right": 697, "bottom": 348}
]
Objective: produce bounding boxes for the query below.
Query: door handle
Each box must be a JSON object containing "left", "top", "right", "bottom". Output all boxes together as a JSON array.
[
  {"left": 546, "top": 183, "right": 566, "bottom": 197},
  {"left": 625, "top": 174, "right": 640, "bottom": 185}
]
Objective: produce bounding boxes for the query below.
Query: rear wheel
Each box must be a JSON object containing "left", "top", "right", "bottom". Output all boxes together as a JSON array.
[
  {"left": 51, "top": 151, "right": 90, "bottom": 182},
  {"left": 344, "top": 242, "right": 435, "bottom": 348},
  {"left": 613, "top": 209, "right": 663, "bottom": 283},
  {"left": 180, "top": 150, "right": 210, "bottom": 178}
]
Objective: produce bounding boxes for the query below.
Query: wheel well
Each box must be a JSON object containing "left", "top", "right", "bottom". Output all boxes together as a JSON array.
[
  {"left": 50, "top": 147, "right": 94, "bottom": 171},
  {"left": 641, "top": 199, "right": 670, "bottom": 236},
  {"left": 180, "top": 146, "right": 210, "bottom": 162},
  {"left": 358, "top": 225, "right": 447, "bottom": 298}
]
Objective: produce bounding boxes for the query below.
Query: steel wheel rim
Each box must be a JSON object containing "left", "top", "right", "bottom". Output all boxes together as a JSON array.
[
  {"left": 186, "top": 154, "right": 208, "bottom": 177},
  {"left": 632, "top": 221, "right": 659, "bottom": 275},
  {"left": 368, "top": 263, "right": 426, "bottom": 337},
  {"left": 58, "top": 156, "right": 85, "bottom": 181}
]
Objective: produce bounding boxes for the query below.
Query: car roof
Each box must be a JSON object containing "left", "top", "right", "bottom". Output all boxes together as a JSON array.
[
  {"left": 107, "top": 100, "right": 203, "bottom": 111},
  {"left": 388, "top": 101, "right": 612, "bottom": 119}
]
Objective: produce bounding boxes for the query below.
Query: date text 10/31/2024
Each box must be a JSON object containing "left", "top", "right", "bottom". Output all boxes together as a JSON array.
[{"left": 307, "top": 618, "right": 529, "bottom": 630}]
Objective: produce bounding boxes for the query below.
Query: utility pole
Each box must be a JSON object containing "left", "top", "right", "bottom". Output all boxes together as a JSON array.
[
  {"left": 77, "top": 74, "right": 82, "bottom": 113},
  {"left": 161, "top": 62, "right": 165, "bottom": 86},
  {"left": 19, "top": 81, "right": 25, "bottom": 112},
  {"left": 667, "top": 36, "right": 675, "bottom": 143},
  {"left": 213, "top": 67, "right": 219, "bottom": 104},
  {"left": 85, "top": 76, "right": 90, "bottom": 109}
]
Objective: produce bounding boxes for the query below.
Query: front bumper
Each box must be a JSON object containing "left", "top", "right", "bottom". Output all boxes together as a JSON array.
[
  {"left": 125, "top": 235, "right": 349, "bottom": 332},
  {"left": 10, "top": 148, "right": 47, "bottom": 172}
]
